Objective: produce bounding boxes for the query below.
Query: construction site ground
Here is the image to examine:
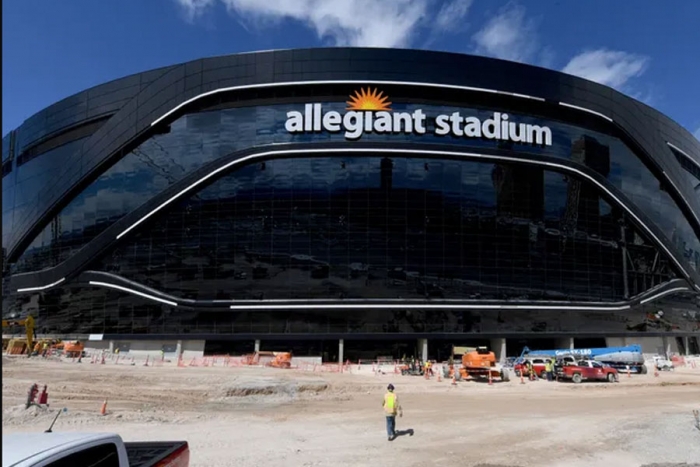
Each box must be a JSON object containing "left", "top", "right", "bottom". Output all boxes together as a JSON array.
[{"left": 2, "top": 357, "right": 700, "bottom": 467}]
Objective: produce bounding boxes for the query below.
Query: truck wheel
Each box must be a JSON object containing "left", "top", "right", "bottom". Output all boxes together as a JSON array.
[
  {"left": 606, "top": 372, "right": 616, "bottom": 383},
  {"left": 572, "top": 373, "right": 582, "bottom": 384},
  {"left": 639, "top": 365, "right": 647, "bottom": 375},
  {"left": 501, "top": 370, "right": 510, "bottom": 382},
  {"left": 514, "top": 370, "right": 521, "bottom": 377}
]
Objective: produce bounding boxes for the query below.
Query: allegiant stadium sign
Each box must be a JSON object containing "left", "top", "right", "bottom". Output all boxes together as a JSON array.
[{"left": 285, "top": 87, "right": 553, "bottom": 146}]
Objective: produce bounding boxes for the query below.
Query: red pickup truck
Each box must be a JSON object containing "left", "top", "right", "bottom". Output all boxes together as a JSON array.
[
  {"left": 556, "top": 359, "right": 618, "bottom": 383},
  {"left": 513, "top": 357, "right": 549, "bottom": 379}
]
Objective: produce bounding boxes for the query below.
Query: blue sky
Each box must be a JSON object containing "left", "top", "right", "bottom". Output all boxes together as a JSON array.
[{"left": 3, "top": 0, "right": 700, "bottom": 140}]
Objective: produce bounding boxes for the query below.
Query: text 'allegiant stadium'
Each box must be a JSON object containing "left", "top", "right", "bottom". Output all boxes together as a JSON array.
[
  {"left": 285, "top": 104, "right": 552, "bottom": 146},
  {"left": 284, "top": 88, "right": 552, "bottom": 146}
]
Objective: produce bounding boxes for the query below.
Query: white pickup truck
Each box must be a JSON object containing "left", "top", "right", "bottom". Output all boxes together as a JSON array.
[{"left": 2, "top": 432, "right": 189, "bottom": 467}]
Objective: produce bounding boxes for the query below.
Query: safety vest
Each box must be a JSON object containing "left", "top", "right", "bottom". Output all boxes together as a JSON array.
[
  {"left": 545, "top": 361, "right": 552, "bottom": 372},
  {"left": 384, "top": 392, "right": 397, "bottom": 415}
]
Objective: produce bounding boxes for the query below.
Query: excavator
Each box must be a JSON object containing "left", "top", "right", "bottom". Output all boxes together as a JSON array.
[
  {"left": 2, "top": 315, "right": 35, "bottom": 356},
  {"left": 443, "top": 346, "right": 510, "bottom": 382}
]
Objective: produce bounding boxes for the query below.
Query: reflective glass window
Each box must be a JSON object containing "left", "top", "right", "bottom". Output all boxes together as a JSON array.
[
  {"left": 98, "top": 154, "right": 673, "bottom": 302},
  {"left": 9, "top": 102, "right": 700, "bottom": 277}
]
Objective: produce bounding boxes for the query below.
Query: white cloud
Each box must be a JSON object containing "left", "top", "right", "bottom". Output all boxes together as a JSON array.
[
  {"left": 562, "top": 49, "right": 649, "bottom": 89},
  {"left": 471, "top": 3, "right": 540, "bottom": 63},
  {"left": 434, "top": 0, "right": 473, "bottom": 32},
  {"left": 175, "top": 0, "right": 216, "bottom": 22},
  {"left": 218, "top": 0, "right": 430, "bottom": 48}
]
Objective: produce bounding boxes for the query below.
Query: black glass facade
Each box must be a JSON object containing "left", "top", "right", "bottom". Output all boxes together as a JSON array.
[
  {"left": 3, "top": 48, "right": 699, "bottom": 341},
  {"left": 98, "top": 154, "right": 669, "bottom": 302},
  {"left": 10, "top": 103, "right": 700, "bottom": 276}
]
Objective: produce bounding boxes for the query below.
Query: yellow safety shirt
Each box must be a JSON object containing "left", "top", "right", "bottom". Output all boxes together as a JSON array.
[{"left": 384, "top": 392, "right": 399, "bottom": 415}]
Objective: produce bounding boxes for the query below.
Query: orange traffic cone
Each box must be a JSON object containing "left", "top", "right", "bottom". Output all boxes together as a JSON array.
[
  {"left": 488, "top": 371, "right": 493, "bottom": 386},
  {"left": 627, "top": 366, "right": 631, "bottom": 378},
  {"left": 437, "top": 372, "right": 442, "bottom": 382},
  {"left": 100, "top": 399, "right": 108, "bottom": 416},
  {"left": 451, "top": 374, "right": 457, "bottom": 386}
]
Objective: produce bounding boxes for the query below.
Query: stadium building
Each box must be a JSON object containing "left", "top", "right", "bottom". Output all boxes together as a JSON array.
[{"left": 3, "top": 48, "right": 699, "bottom": 361}]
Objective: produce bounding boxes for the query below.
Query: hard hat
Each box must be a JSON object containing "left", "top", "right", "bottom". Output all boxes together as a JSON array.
[{"left": 387, "top": 384, "right": 395, "bottom": 391}]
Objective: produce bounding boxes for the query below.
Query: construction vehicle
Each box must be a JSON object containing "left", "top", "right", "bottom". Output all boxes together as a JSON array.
[
  {"left": 243, "top": 351, "right": 292, "bottom": 368},
  {"left": 513, "top": 355, "right": 552, "bottom": 379},
  {"left": 443, "top": 346, "right": 510, "bottom": 382},
  {"left": 556, "top": 359, "right": 619, "bottom": 383},
  {"left": 2, "top": 315, "right": 35, "bottom": 356},
  {"left": 52, "top": 341, "right": 85, "bottom": 358},
  {"left": 520, "top": 345, "right": 647, "bottom": 374}
]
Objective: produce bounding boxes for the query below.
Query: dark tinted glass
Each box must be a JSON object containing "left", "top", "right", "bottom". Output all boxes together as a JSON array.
[
  {"left": 98, "top": 154, "right": 671, "bottom": 302},
  {"left": 2, "top": 134, "right": 11, "bottom": 162},
  {"left": 8, "top": 282, "right": 699, "bottom": 336},
  {"left": 45, "top": 443, "right": 120, "bottom": 467},
  {"left": 9, "top": 102, "right": 700, "bottom": 277}
]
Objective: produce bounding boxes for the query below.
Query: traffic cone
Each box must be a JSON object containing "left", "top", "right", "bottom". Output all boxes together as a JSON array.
[
  {"left": 654, "top": 369, "right": 659, "bottom": 377},
  {"left": 144, "top": 356, "right": 149, "bottom": 367},
  {"left": 520, "top": 371, "right": 525, "bottom": 384},
  {"left": 451, "top": 374, "right": 457, "bottom": 386},
  {"left": 100, "top": 400, "right": 108, "bottom": 416},
  {"left": 437, "top": 372, "right": 442, "bottom": 382},
  {"left": 488, "top": 371, "right": 493, "bottom": 386}
]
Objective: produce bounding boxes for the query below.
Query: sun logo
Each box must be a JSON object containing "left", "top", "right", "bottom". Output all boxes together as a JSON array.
[{"left": 346, "top": 87, "right": 392, "bottom": 111}]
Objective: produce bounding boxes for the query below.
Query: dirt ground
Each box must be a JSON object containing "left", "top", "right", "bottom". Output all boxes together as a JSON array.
[{"left": 3, "top": 357, "right": 700, "bottom": 467}]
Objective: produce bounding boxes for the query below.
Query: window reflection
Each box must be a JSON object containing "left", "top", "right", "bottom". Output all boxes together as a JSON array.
[
  {"left": 4, "top": 284, "right": 698, "bottom": 336},
  {"left": 7, "top": 102, "right": 700, "bottom": 279},
  {"left": 97, "top": 155, "right": 673, "bottom": 302}
]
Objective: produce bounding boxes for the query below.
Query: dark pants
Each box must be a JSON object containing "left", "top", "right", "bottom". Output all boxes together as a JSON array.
[
  {"left": 547, "top": 371, "right": 553, "bottom": 381},
  {"left": 386, "top": 416, "right": 396, "bottom": 438}
]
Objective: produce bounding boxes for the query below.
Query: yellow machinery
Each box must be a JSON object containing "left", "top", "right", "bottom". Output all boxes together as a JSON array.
[{"left": 2, "top": 315, "right": 35, "bottom": 355}]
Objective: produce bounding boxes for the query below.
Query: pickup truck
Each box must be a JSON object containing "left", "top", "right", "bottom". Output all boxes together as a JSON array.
[
  {"left": 556, "top": 359, "right": 618, "bottom": 383},
  {"left": 2, "top": 432, "right": 189, "bottom": 467},
  {"left": 513, "top": 356, "right": 550, "bottom": 379}
]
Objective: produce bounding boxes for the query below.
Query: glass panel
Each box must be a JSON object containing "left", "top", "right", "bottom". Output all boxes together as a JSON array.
[
  {"left": 5, "top": 284, "right": 698, "bottom": 336},
  {"left": 8, "top": 102, "right": 699, "bottom": 277},
  {"left": 97, "top": 154, "right": 673, "bottom": 302}
]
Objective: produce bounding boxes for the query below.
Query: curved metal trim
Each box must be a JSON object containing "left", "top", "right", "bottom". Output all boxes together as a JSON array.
[
  {"left": 16, "top": 277, "right": 65, "bottom": 293},
  {"left": 77, "top": 273, "right": 690, "bottom": 311},
  {"left": 12, "top": 144, "right": 700, "bottom": 293},
  {"left": 558, "top": 102, "right": 613, "bottom": 122},
  {"left": 150, "top": 79, "right": 547, "bottom": 127},
  {"left": 88, "top": 281, "right": 178, "bottom": 307},
  {"left": 115, "top": 146, "right": 699, "bottom": 286}
]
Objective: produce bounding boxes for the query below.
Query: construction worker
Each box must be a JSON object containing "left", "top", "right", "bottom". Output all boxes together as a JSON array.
[
  {"left": 545, "top": 359, "right": 553, "bottom": 381},
  {"left": 383, "top": 384, "right": 403, "bottom": 441}
]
